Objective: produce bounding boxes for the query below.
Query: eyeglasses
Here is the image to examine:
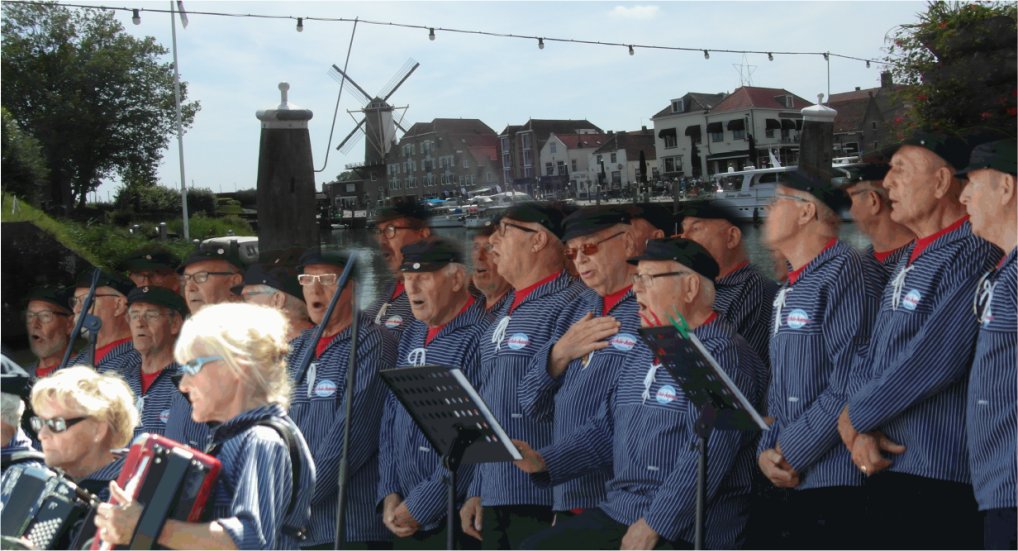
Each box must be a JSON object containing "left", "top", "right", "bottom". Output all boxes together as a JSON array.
[
  {"left": 297, "top": 273, "right": 339, "bottom": 286},
  {"left": 498, "top": 221, "right": 537, "bottom": 237},
  {"left": 376, "top": 225, "right": 415, "bottom": 240},
  {"left": 632, "top": 271, "right": 691, "bottom": 289},
  {"left": 30, "top": 415, "right": 89, "bottom": 434},
  {"left": 179, "top": 355, "right": 223, "bottom": 376},
  {"left": 127, "top": 310, "right": 171, "bottom": 323},
  {"left": 241, "top": 290, "right": 278, "bottom": 300},
  {"left": 565, "top": 232, "right": 625, "bottom": 260},
  {"left": 25, "top": 310, "right": 70, "bottom": 324},
  {"left": 180, "top": 271, "right": 237, "bottom": 284},
  {"left": 69, "top": 294, "right": 120, "bottom": 309}
]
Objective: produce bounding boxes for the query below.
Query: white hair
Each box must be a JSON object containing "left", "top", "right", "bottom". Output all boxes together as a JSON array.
[
  {"left": 248, "top": 284, "right": 309, "bottom": 321},
  {"left": 442, "top": 262, "right": 468, "bottom": 278},
  {"left": 0, "top": 392, "right": 25, "bottom": 428}
]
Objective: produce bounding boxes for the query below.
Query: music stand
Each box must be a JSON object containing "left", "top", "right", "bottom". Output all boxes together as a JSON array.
[
  {"left": 639, "top": 326, "right": 768, "bottom": 550},
  {"left": 379, "top": 365, "right": 522, "bottom": 550}
]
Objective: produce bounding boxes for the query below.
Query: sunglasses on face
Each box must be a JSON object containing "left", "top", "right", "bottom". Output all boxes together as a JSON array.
[
  {"left": 564, "top": 231, "right": 625, "bottom": 260},
  {"left": 30, "top": 415, "right": 88, "bottom": 434},
  {"left": 179, "top": 355, "right": 223, "bottom": 376}
]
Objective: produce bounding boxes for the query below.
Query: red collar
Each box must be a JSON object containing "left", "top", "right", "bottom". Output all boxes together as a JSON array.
[
  {"left": 602, "top": 285, "right": 632, "bottom": 314},
  {"left": 390, "top": 281, "right": 406, "bottom": 302},
  {"left": 788, "top": 238, "right": 837, "bottom": 284},
  {"left": 35, "top": 360, "right": 60, "bottom": 379},
  {"left": 315, "top": 333, "right": 339, "bottom": 359},
  {"left": 909, "top": 216, "right": 968, "bottom": 265},
  {"left": 425, "top": 296, "right": 476, "bottom": 345},
  {"left": 873, "top": 246, "right": 904, "bottom": 263},
  {"left": 140, "top": 369, "right": 163, "bottom": 395},
  {"left": 702, "top": 311, "right": 719, "bottom": 326},
  {"left": 509, "top": 271, "right": 561, "bottom": 314},
  {"left": 95, "top": 337, "right": 132, "bottom": 366}
]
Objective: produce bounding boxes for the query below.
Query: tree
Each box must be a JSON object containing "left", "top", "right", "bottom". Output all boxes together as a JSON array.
[
  {"left": 886, "top": 1, "right": 1016, "bottom": 137},
  {"left": 1, "top": 2, "right": 200, "bottom": 212},
  {"left": 1, "top": 107, "right": 50, "bottom": 205}
]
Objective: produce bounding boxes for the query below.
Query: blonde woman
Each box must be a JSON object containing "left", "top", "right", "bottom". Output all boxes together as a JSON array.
[{"left": 95, "top": 303, "right": 316, "bottom": 550}]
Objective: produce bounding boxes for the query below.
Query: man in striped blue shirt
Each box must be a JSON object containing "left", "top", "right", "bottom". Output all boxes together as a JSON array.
[
  {"left": 379, "top": 237, "right": 489, "bottom": 548},
  {"left": 518, "top": 206, "right": 643, "bottom": 517},
  {"left": 513, "top": 238, "right": 762, "bottom": 549},
  {"left": 470, "top": 221, "right": 511, "bottom": 316},
  {"left": 289, "top": 249, "right": 398, "bottom": 548},
  {"left": 68, "top": 270, "right": 136, "bottom": 372},
  {"left": 757, "top": 171, "right": 880, "bottom": 549},
  {"left": 835, "top": 162, "right": 914, "bottom": 288},
  {"left": 459, "top": 202, "right": 586, "bottom": 549},
  {"left": 957, "top": 139, "right": 1017, "bottom": 550},
  {"left": 837, "top": 131, "right": 1001, "bottom": 549},
  {"left": 365, "top": 203, "right": 432, "bottom": 335},
  {"left": 24, "top": 286, "right": 74, "bottom": 379}
]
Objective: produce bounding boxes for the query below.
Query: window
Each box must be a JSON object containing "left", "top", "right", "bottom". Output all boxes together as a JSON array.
[
  {"left": 557, "top": 161, "right": 566, "bottom": 175},
  {"left": 546, "top": 162, "right": 554, "bottom": 176},
  {"left": 765, "top": 129, "right": 775, "bottom": 138},
  {"left": 391, "top": 178, "right": 400, "bottom": 190},
  {"left": 610, "top": 153, "right": 617, "bottom": 163},
  {"left": 665, "top": 158, "right": 675, "bottom": 172},
  {"left": 710, "top": 130, "right": 723, "bottom": 143},
  {"left": 345, "top": 183, "right": 356, "bottom": 193},
  {"left": 524, "top": 166, "right": 534, "bottom": 178},
  {"left": 550, "top": 142, "right": 557, "bottom": 154},
  {"left": 733, "top": 129, "right": 746, "bottom": 141},
  {"left": 871, "top": 122, "right": 878, "bottom": 130},
  {"left": 652, "top": 167, "right": 660, "bottom": 179},
  {"left": 463, "top": 158, "right": 470, "bottom": 169},
  {"left": 424, "top": 160, "right": 433, "bottom": 172},
  {"left": 596, "top": 155, "right": 603, "bottom": 164},
  {"left": 671, "top": 99, "right": 685, "bottom": 113},
  {"left": 523, "top": 149, "right": 532, "bottom": 167},
  {"left": 521, "top": 133, "right": 532, "bottom": 150},
  {"left": 664, "top": 134, "right": 678, "bottom": 148},
  {"left": 571, "top": 159, "right": 578, "bottom": 172}
]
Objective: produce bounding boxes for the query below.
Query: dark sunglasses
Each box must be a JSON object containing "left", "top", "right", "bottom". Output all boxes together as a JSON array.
[
  {"left": 564, "top": 231, "right": 625, "bottom": 260},
  {"left": 30, "top": 415, "right": 89, "bottom": 434}
]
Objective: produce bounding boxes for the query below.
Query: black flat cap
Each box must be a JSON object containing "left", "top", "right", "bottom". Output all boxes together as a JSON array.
[
  {"left": 779, "top": 170, "right": 848, "bottom": 212},
  {"left": 502, "top": 202, "right": 567, "bottom": 237},
  {"left": 374, "top": 201, "right": 432, "bottom": 225},
  {"left": 119, "top": 245, "right": 181, "bottom": 272},
  {"left": 627, "top": 203, "right": 678, "bottom": 235},
  {"left": 833, "top": 163, "right": 890, "bottom": 188},
  {"left": 677, "top": 201, "right": 743, "bottom": 227},
  {"left": 127, "top": 286, "right": 188, "bottom": 317},
  {"left": 177, "top": 245, "right": 244, "bottom": 273},
  {"left": 956, "top": 139, "right": 1017, "bottom": 177},
  {"left": 472, "top": 214, "right": 502, "bottom": 237},
  {"left": 74, "top": 269, "right": 136, "bottom": 296},
  {"left": 896, "top": 130, "right": 974, "bottom": 170},
  {"left": 400, "top": 237, "right": 464, "bottom": 272},
  {"left": 297, "top": 248, "right": 357, "bottom": 279},
  {"left": 560, "top": 206, "right": 631, "bottom": 243},
  {"left": 1, "top": 355, "right": 33, "bottom": 401},
  {"left": 24, "top": 286, "right": 73, "bottom": 313},
  {"left": 230, "top": 263, "right": 304, "bottom": 301},
  {"left": 627, "top": 237, "right": 720, "bottom": 281}
]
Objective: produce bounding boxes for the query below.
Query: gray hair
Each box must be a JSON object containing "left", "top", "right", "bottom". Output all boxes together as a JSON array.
[
  {"left": 0, "top": 392, "right": 25, "bottom": 429},
  {"left": 248, "top": 284, "right": 309, "bottom": 321}
]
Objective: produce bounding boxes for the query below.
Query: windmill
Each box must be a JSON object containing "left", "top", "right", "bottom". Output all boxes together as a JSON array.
[{"left": 331, "top": 58, "right": 420, "bottom": 168}]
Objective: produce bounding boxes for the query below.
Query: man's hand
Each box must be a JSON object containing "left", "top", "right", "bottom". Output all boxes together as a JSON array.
[
  {"left": 93, "top": 481, "right": 142, "bottom": 545},
  {"left": 390, "top": 502, "right": 421, "bottom": 538},
  {"left": 851, "top": 431, "right": 905, "bottom": 476},
  {"left": 382, "top": 493, "right": 416, "bottom": 538},
  {"left": 511, "top": 439, "right": 548, "bottom": 474},
  {"left": 757, "top": 448, "right": 800, "bottom": 489},
  {"left": 837, "top": 405, "right": 859, "bottom": 450},
  {"left": 459, "top": 496, "right": 483, "bottom": 542},
  {"left": 548, "top": 313, "right": 620, "bottom": 377},
  {"left": 620, "top": 518, "right": 660, "bottom": 550}
]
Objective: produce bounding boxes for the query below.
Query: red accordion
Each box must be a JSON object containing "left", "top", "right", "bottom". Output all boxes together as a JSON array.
[{"left": 92, "top": 433, "right": 221, "bottom": 550}]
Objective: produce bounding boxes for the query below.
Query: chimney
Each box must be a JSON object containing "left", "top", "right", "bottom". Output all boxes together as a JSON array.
[
  {"left": 641, "top": 125, "right": 648, "bottom": 133},
  {"left": 798, "top": 93, "right": 838, "bottom": 187},
  {"left": 855, "top": 86, "right": 861, "bottom": 91},
  {"left": 880, "top": 71, "right": 893, "bottom": 88}
]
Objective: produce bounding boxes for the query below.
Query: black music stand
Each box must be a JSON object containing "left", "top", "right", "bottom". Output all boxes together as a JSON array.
[
  {"left": 639, "top": 326, "right": 768, "bottom": 550},
  {"left": 379, "top": 365, "right": 522, "bottom": 550}
]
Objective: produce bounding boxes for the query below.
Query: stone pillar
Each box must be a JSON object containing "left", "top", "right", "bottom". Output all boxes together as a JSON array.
[
  {"left": 255, "top": 83, "right": 319, "bottom": 257},
  {"left": 798, "top": 94, "right": 838, "bottom": 184}
]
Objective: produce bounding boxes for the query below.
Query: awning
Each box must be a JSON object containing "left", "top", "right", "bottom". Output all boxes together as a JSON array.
[
  {"left": 726, "top": 119, "right": 745, "bottom": 131},
  {"left": 795, "top": 119, "right": 803, "bottom": 130},
  {"left": 684, "top": 125, "right": 701, "bottom": 137},
  {"left": 706, "top": 122, "right": 723, "bottom": 133},
  {"left": 707, "top": 150, "right": 749, "bottom": 161},
  {"left": 765, "top": 119, "right": 781, "bottom": 130},
  {"left": 658, "top": 128, "right": 677, "bottom": 139},
  {"left": 781, "top": 119, "right": 797, "bottom": 130}
]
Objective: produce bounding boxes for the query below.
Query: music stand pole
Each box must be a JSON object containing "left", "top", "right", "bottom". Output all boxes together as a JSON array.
[
  {"left": 693, "top": 403, "right": 717, "bottom": 550},
  {"left": 443, "top": 426, "right": 481, "bottom": 550}
]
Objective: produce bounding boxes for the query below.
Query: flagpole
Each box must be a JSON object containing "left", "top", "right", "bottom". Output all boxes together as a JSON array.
[{"left": 171, "top": 0, "right": 190, "bottom": 241}]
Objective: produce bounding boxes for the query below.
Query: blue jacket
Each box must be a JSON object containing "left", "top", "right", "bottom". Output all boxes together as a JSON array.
[
  {"left": 714, "top": 262, "right": 778, "bottom": 407},
  {"left": 365, "top": 280, "right": 414, "bottom": 336},
  {"left": 118, "top": 358, "right": 180, "bottom": 438}
]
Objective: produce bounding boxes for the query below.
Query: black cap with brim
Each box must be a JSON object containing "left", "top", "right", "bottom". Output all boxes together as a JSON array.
[
  {"left": 895, "top": 130, "right": 973, "bottom": 171},
  {"left": 627, "top": 203, "right": 678, "bottom": 235},
  {"left": 676, "top": 201, "right": 743, "bottom": 227},
  {"left": 626, "top": 237, "right": 720, "bottom": 280},
  {"left": 24, "top": 286, "right": 73, "bottom": 313},
  {"left": 833, "top": 163, "right": 890, "bottom": 188},
  {"left": 780, "top": 170, "right": 848, "bottom": 212},
  {"left": 400, "top": 237, "right": 464, "bottom": 272},
  {"left": 127, "top": 286, "right": 188, "bottom": 317},
  {"left": 560, "top": 206, "right": 631, "bottom": 243},
  {"left": 502, "top": 202, "right": 567, "bottom": 237},
  {"left": 74, "top": 269, "right": 136, "bottom": 296},
  {"left": 1, "top": 355, "right": 33, "bottom": 401},
  {"left": 956, "top": 138, "right": 1017, "bottom": 177},
  {"left": 374, "top": 201, "right": 433, "bottom": 225},
  {"left": 297, "top": 248, "right": 357, "bottom": 279},
  {"left": 472, "top": 214, "right": 502, "bottom": 237},
  {"left": 177, "top": 246, "right": 245, "bottom": 274},
  {"left": 230, "top": 263, "right": 304, "bottom": 301},
  {"left": 120, "top": 246, "right": 181, "bottom": 272}
]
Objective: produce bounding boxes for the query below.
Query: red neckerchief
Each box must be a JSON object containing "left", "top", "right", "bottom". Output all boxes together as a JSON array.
[
  {"left": 509, "top": 271, "right": 561, "bottom": 314},
  {"left": 140, "top": 369, "right": 162, "bottom": 395},
  {"left": 702, "top": 311, "right": 719, "bottom": 326},
  {"left": 873, "top": 246, "right": 904, "bottom": 264},
  {"left": 998, "top": 253, "right": 1010, "bottom": 269},
  {"left": 94, "top": 337, "right": 132, "bottom": 366},
  {"left": 315, "top": 333, "right": 340, "bottom": 359},
  {"left": 908, "top": 216, "right": 968, "bottom": 265},
  {"left": 788, "top": 238, "right": 838, "bottom": 285},
  {"left": 602, "top": 285, "right": 632, "bottom": 314},
  {"left": 425, "top": 296, "right": 476, "bottom": 346},
  {"left": 35, "top": 361, "right": 59, "bottom": 379},
  {"left": 719, "top": 260, "right": 749, "bottom": 280},
  {"left": 390, "top": 281, "right": 406, "bottom": 301}
]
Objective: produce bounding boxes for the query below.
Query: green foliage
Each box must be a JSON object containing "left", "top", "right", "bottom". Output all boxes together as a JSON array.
[
  {"left": 0, "top": 107, "right": 50, "bottom": 205},
  {"left": 1, "top": 2, "right": 200, "bottom": 212},
  {"left": 886, "top": 1, "right": 1016, "bottom": 137},
  {"left": 168, "top": 213, "right": 252, "bottom": 240}
]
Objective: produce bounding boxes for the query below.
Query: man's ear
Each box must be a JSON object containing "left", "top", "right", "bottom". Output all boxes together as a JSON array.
[
  {"left": 682, "top": 272, "right": 701, "bottom": 305},
  {"left": 271, "top": 291, "right": 286, "bottom": 309},
  {"left": 420, "top": 227, "right": 432, "bottom": 239},
  {"left": 725, "top": 225, "right": 742, "bottom": 250},
  {"left": 932, "top": 166, "right": 956, "bottom": 199},
  {"left": 998, "top": 174, "right": 1016, "bottom": 206}
]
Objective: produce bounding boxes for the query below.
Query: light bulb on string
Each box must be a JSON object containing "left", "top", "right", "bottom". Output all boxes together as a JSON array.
[
  {"left": 628, "top": 45, "right": 635, "bottom": 56},
  {"left": 132, "top": 8, "right": 141, "bottom": 25},
  {"left": 296, "top": 17, "right": 304, "bottom": 32},
  {"left": 866, "top": 60, "right": 871, "bottom": 68},
  {"left": 428, "top": 28, "right": 436, "bottom": 41},
  {"left": 703, "top": 50, "right": 710, "bottom": 60},
  {"left": 768, "top": 52, "right": 773, "bottom": 61},
  {"left": 538, "top": 38, "right": 544, "bottom": 50}
]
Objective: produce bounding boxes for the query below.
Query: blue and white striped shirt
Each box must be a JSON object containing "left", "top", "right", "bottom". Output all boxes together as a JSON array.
[
  {"left": 163, "top": 374, "right": 212, "bottom": 452},
  {"left": 538, "top": 317, "right": 762, "bottom": 547},
  {"left": 967, "top": 248, "right": 1017, "bottom": 510},
  {"left": 288, "top": 314, "right": 397, "bottom": 544},
  {"left": 714, "top": 262, "right": 778, "bottom": 406},
  {"left": 209, "top": 403, "right": 316, "bottom": 550},
  {"left": 848, "top": 221, "right": 1001, "bottom": 483},
  {"left": 69, "top": 339, "right": 136, "bottom": 373},
  {"left": 761, "top": 241, "right": 880, "bottom": 489},
  {"left": 469, "top": 271, "right": 587, "bottom": 508},
  {"left": 78, "top": 457, "right": 126, "bottom": 502},
  {"left": 365, "top": 281, "right": 414, "bottom": 337},
  {"left": 862, "top": 244, "right": 910, "bottom": 291},
  {"left": 378, "top": 301, "right": 490, "bottom": 531},
  {"left": 118, "top": 359, "right": 180, "bottom": 438},
  {"left": 518, "top": 287, "right": 642, "bottom": 511}
]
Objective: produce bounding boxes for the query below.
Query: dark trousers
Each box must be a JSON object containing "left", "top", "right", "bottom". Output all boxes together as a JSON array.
[
  {"left": 983, "top": 508, "right": 1018, "bottom": 550},
  {"left": 744, "top": 476, "right": 793, "bottom": 549},
  {"left": 519, "top": 508, "right": 686, "bottom": 550},
  {"left": 481, "top": 505, "right": 553, "bottom": 550},
  {"left": 393, "top": 514, "right": 481, "bottom": 550},
  {"left": 866, "top": 472, "right": 981, "bottom": 549},
  {"left": 786, "top": 486, "right": 866, "bottom": 550}
]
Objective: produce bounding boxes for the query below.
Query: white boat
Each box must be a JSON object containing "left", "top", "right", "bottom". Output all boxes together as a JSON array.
[
  {"left": 201, "top": 235, "right": 259, "bottom": 264},
  {"left": 428, "top": 205, "right": 466, "bottom": 228},
  {"left": 703, "top": 160, "right": 859, "bottom": 221}
]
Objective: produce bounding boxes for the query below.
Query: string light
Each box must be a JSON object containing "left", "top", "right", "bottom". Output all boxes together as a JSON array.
[
  {"left": 538, "top": 37, "right": 544, "bottom": 50},
  {"left": 131, "top": 7, "right": 140, "bottom": 25},
  {"left": 823, "top": 52, "right": 829, "bottom": 61},
  {"left": 628, "top": 45, "right": 635, "bottom": 56},
  {"left": 866, "top": 60, "right": 871, "bottom": 68},
  {"left": 15, "top": 1, "right": 886, "bottom": 66},
  {"left": 767, "top": 52, "right": 773, "bottom": 61},
  {"left": 296, "top": 17, "right": 303, "bottom": 32}
]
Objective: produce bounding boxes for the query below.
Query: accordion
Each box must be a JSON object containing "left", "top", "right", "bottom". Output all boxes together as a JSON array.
[
  {"left": 92, "top": 433, "right": 221, "bottom": 550},
  {"left": 0, "top": 465, "right": 97, "bottom": 550}
]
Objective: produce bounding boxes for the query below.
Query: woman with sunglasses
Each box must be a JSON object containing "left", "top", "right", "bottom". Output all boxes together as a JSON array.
[
  {"left": 29, "top": 365, "right": 139, "bottom": 501},
  {"left": 95, "top": 303, "right": 316, "bottom": 550}
]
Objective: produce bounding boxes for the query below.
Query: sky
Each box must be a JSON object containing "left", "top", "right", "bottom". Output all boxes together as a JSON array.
[{"left": 75, "top": 0, "right": 927, "bottom": 201}]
